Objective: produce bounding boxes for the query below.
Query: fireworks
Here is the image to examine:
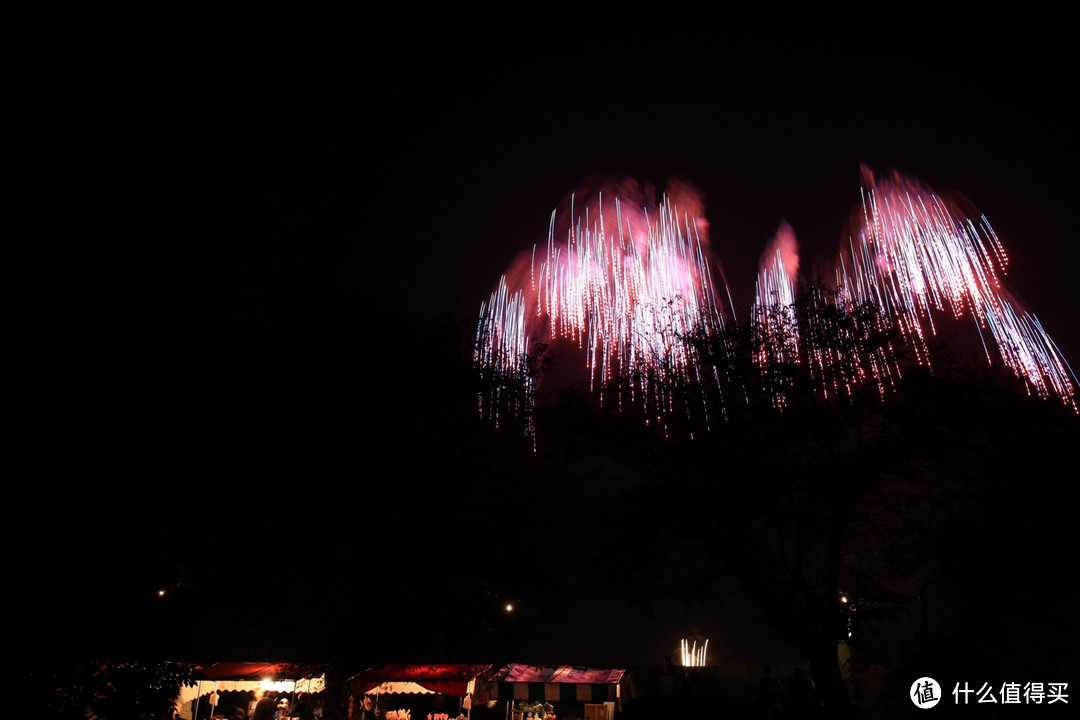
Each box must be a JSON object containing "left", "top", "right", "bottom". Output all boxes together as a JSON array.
[
  {"left": 834, "top": 167, "right": 1077, "bottom": 410},
  {"left": 476, "top": 169, "right": 1078, "bottom": 445},
  {"left": 752, "top": 221, "right": 801, "bottom": 408},
  {"left": 680, "top": 638, "right": 709, "bottom": 667},
  {"left": 474, "top": 176, "right": 728, "bottom": 440}
]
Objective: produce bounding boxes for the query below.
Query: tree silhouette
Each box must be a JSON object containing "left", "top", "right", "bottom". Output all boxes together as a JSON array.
[{"left": 480, "top": 281, "right": 1080, "bottom": 717}]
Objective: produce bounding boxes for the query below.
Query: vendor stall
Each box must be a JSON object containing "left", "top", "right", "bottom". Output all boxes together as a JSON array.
[
  {"left": 347, "top": 664, "right": 493, "bottom": 720},
  {"left": 179, "top": 662, "right": 328, "bottom": 720},
  {"left": 487, "top": 665, "right": 626, "bottom": 720}
]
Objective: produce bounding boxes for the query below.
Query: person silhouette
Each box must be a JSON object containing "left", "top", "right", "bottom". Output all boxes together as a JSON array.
[
  {"left": 659, "top": 655, "right": 684, "bottom": 720},
  {"left": 253, "top": 692, "right": 277, "bottom": 720},
  {"left": 787, "top": 668, "right": 811, "bottom": 718},
  {"left": 756, "top": 665, "right": 785, "bottom": 719},
  {"left": 289, "top": 693, "right": 315, "bottom": 720},
  {"left": 248, "top": 691, "right": 265, "bottom": 720}
]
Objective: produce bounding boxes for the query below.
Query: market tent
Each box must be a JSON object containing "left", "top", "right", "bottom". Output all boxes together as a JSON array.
[
  {"left": 199, "top": 662, "right": 290, "bottom": 680},
  {"left": 487, "top": 665, "right": 626, "bottom": 703},
  {"left": 360, "top": 682, "right": 436, "bottom": 696},
  {"left": 194, "top": 662, "right": 328, "bottom": 692},
  {"left": 347, "top": 664, "right": 493, "bottom": 697},
  {"left": 178, "top": 662, "right": 328, "bottom": 720}
]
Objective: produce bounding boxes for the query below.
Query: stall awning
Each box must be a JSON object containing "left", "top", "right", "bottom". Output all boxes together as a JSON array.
[
  {"left": 488, "top": 665, "right": 625, "bottom": 703},
  {"left": 197, "top": 663, "right": 303, "bottom": 681},
  {"left": 178, "top": 662, "right": 328, "bottom": 720},
  {"left": 190, "top": 662, "right": 328, "bottom": 693},
  {"left": 347, "top": 664, "right": 493, "bottom": 697}
]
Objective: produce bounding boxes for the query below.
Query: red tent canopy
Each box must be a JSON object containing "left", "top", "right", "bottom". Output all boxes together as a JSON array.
[
  {"left": 347, "top": 664, "right": 493, "bottom": 697},
  {"left": 196, "top": 662, "right": 327, "bottom": 681}
]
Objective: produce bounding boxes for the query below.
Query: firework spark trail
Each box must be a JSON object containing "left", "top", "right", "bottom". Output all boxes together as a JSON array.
[
  {"left": 475, "top": 177, "right": 729, "bottom": 436},
  {"left": 980, "top": 290, "right": 1078, "bottom": 406},
  {"left": 540, "top": 192, "right": 726, "bottom": 410},
  {"left": 477, "top": 168, "right": 1079, "bottom": 444},
  {"left": 753, "top": 222, "right": 801, "bottom": 408},
  {"left": 474, "top": 278, "right": 534, "bottom": 435},
  {"left": 837, "top": 167, "right": 1077, "bottom": 411}
]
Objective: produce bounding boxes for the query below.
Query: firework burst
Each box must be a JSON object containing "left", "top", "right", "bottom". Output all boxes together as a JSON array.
[
  {"left": 835, "top": 166, "right": 1077, "bottom": 411},
  {"left": 476, "top": 169, "right": 1078, "bottom": 447},
  {"left": 475, "top": 176, "right": 729, "bottom": 441}
]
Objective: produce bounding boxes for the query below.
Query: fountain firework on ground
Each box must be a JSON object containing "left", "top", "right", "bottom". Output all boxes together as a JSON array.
[
  {"left": 680, "top": 638, "right": 709, "bottom": 667},
  {"left": 475, "top": 168, "right": 1078, "bottom": 446}
]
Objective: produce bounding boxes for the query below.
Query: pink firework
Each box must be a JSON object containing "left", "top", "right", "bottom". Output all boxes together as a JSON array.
[
  {"left": 477, "top": 168, "right": 1078, "bottom": 445},
  {"left": 475, "top": 176, "right": 729, "bottom": 438},
  {"left": 752, "top": 221, "right": 800, "bottom": 408},
  {"left": 836, "top": 166, "right": 1077, "bottom": 411}
]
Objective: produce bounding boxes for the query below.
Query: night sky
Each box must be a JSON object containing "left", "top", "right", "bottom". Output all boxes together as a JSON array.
[{"left": 11, "top": 5, "right": 1080, "bottom": 675}]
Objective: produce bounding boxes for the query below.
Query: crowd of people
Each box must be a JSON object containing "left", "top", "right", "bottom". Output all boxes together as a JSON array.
[
  {"left": 629, "top": 655, "right": 820, "bottom": 719},
  {"left": 201, "top": 663, "right": 815, "bottom": 720},
  {"left": 248, "top": 691, "right": 317, "bottom": 720},
  {"left": 756, "top": 665, "right": 817, "bottom": 719}
]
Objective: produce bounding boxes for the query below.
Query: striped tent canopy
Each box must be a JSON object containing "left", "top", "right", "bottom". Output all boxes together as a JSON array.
[
  {"left": 488, "top": 665, "right": 626, "bottom": 703},
  {"left": 347, "top": 664, "right": 493, "bottom": 697}
]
